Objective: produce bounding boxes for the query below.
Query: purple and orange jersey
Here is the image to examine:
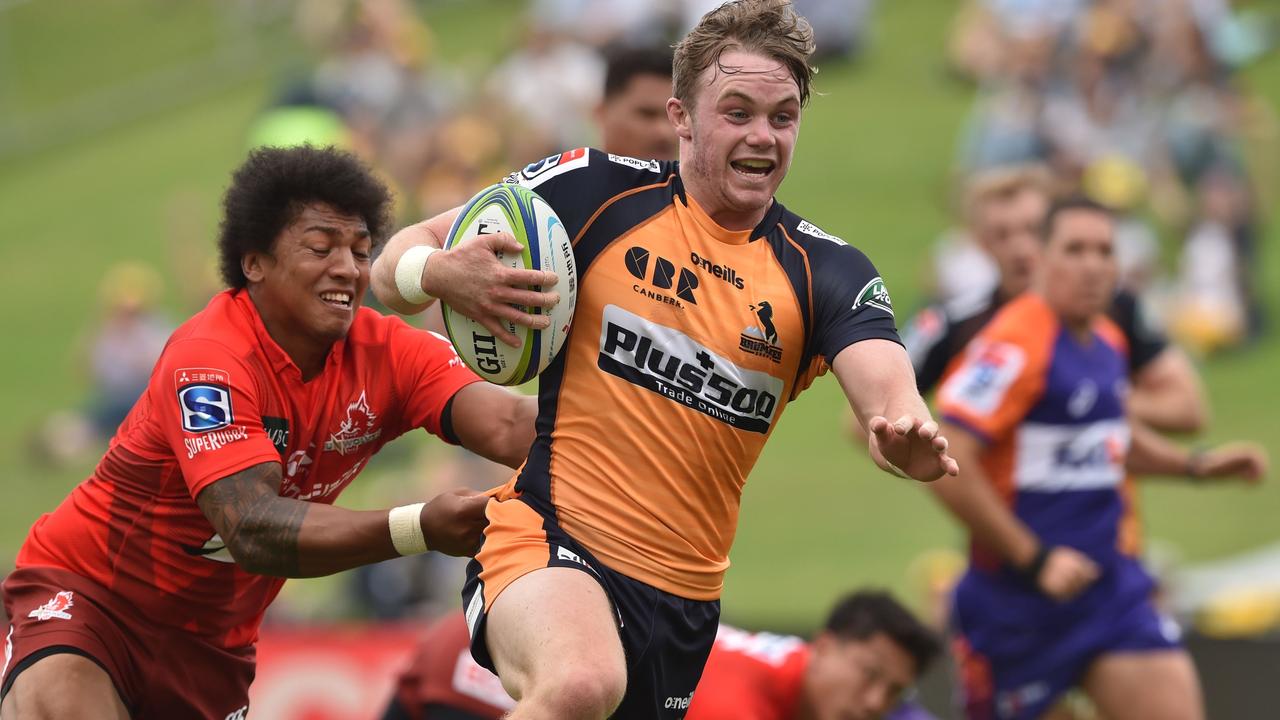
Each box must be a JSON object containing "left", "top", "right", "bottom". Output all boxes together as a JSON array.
[
  {"left": 492, "top": 149, "right": 900, "bottom": 601},
  {"left": 938, "top": 293, "right": 1140, "bottom": 574}
]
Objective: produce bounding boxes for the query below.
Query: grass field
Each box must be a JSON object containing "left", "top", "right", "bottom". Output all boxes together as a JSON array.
[{"left": 1, "top": 0, "right": 1277, "bottom": 628}]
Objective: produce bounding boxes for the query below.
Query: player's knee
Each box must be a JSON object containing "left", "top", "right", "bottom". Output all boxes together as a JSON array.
[{"left": 527, "top": 666, "right": 626, "bottom": 720}]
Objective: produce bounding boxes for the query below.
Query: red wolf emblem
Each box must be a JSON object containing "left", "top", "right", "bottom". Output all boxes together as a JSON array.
[{"left": 28, "top": 591, "right": 74, "bottom": 621}]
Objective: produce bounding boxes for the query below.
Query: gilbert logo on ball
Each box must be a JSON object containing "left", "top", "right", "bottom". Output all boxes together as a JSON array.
[{"left": 441, "top": 183, "right": 578, "bottom": 385}]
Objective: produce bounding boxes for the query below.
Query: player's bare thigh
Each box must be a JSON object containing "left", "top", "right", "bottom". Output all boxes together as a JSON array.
[
  {"left": 1080, "top": 649, "right": 1203, "bottom": 720},
  {"left": 484, "top": 566, "right": 626, "bottom": 719},
  {"left": 1, "top": 653, "right": 129, "bottom": 720}
]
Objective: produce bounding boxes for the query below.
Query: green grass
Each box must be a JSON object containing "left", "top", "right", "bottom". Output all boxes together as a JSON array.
[{"left": 2, "top": 1, "right": 1278, "bottom": 630}]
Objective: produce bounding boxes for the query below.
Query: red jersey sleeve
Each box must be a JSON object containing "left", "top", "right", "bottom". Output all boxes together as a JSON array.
[
  {"left": 153, "top": 339, "right": 282, "bottom": 499},
  {"left": 388, "top": 320, "right": 484, "bottom": 439},
  {"left": 686, "top": 628, "right": 807, "bottom": 720},
  {"left": 937, "top": 299, "right": 1053, "bottom": 443}
]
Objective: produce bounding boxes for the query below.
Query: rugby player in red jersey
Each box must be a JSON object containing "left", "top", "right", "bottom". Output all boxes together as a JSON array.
[
  {"left": 381, "top": 591, "right": 940, "bottom": 720},
  {"left": 1, "top": 146, "right": 558, "bottom": 720},
  {"left": 372, "top": 2, "right": 957, "bottom": 718},
  {"left": 932, "top": 197, "right": 1267, "bottom": 720}
]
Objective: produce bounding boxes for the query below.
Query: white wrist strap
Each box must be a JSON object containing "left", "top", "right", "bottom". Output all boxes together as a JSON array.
[
  {"left": 394, "top": 245, "right": 439, "bottom": 305},
  {"left": 389, "top": 503, "right": 429, "bottom": 555}
]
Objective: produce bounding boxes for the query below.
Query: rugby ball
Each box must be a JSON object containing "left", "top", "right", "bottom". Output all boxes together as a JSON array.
[{"left": 441, "top": 183, "right": 578, "bottom": 386}]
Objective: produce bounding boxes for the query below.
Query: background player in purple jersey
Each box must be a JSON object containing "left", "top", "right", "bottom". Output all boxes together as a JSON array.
[
  {"left": 931, "top": 197, "right": 1267, "bottom": 720},
  {"left": 902, "top": 165, "right": 1207, "bottom": 435}
]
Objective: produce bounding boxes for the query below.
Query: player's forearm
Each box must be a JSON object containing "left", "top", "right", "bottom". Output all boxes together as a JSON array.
[
  {"left": 1126, "top": 420, "right": 1194, "bottom": 477},
  {"left": 930, "top": 430, "right": 1040, "bottom": 567},
  {"left": 197, "top": 467, "right": 399, "bottom": 577},
  {"left": 372, "top": 221, "right": 444, "bottom": 315}
]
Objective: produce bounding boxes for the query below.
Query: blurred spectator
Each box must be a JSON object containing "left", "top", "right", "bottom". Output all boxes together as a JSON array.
[
  {"left": 484, "top": 24, "right": 605, "bottom": 161},
  {"left": 86, "top": 262, "right": 172, "bottom": 439},
  {"left": 31, "top": 262, "right": 172, "bottom": 467}
]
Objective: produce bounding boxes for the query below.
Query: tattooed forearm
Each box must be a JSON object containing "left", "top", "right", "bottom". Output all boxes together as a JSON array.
[{"left": 196, "top": 462, "right": 309, "bottom": 577}]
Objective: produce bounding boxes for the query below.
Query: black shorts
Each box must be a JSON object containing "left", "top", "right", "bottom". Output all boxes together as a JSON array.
[{"left": 462, "top": 497, "right": 719, "bottom": 718}]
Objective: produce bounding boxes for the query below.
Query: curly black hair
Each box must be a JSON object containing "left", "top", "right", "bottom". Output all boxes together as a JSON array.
[
  {"left": 823, "top": 589, "right": 941, "bottom": 676},
  {"left": 217, "top": 145, "right": 393, "bottom": 289}
]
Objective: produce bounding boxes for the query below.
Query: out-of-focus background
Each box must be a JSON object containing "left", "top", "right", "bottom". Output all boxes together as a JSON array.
[{"left": 2, "top": 0, "right": 1278, "bottom": 717}]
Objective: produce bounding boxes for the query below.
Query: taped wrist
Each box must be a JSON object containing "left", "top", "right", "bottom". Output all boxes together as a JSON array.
[
  {"left": 389, "top": 503, "right": 429, "bottom": 555},
  {"left": 394, "top": 245, "right": 440, "bottom": 305}
]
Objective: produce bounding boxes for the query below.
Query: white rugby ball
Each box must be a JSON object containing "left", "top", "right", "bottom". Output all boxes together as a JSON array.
[{"left": 441, "top": 183, "right": 578, "bottom": 386}]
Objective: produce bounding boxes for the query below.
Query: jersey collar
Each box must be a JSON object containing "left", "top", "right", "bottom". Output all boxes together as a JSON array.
[{"left": 230, "top": 288, "right": 344, "bottom": 381}]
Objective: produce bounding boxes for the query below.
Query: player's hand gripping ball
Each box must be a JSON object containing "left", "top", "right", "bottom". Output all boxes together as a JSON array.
[{"left": 442, "top": 183, "right": 578, "bottom": 385}]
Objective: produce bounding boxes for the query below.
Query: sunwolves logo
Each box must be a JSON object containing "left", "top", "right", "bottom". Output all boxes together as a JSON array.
[
  {"left": 28, "top": 591, "right": 74, "bottom": 621},
  {"left": 853, "top": 276, "right": 893, "bottom": 315},
  {"left": 597, "top": 305, "right": 783, "bottom": 434},
  {"left": 324, "top": 391, "right": 381, "bottom": 454}
]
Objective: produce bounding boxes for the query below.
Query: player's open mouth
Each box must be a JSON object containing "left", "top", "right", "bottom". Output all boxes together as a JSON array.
[
  {"left": 320, "top": 291, "right": 353, "bottom": 309},
  {"left": 731, "top": 159, "right": 775, "bottom": 177}
]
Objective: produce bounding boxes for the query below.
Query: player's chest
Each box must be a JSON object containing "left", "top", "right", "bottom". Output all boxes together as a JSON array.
[
  {"left": 580, "top": 236, "right": 805, "bottom": 376},
  {"left": 256, "top": 370, "right": 393, "bottom": 502}
]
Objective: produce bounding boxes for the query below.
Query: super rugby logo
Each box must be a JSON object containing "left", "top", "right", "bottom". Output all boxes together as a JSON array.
[
  {"left": 509, "top": 147, "right": 589, "bottom": 189},
  {"left": 28, "top": 591, "right": 74, "bottom": 621},
  {"left": 597, "top": 305, "right": 783, "bottom": 434},
  {"left": 175, "top": 368, "right": 234, "bottom": 433}
]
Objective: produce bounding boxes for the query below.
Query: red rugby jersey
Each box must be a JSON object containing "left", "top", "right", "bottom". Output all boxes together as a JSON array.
[
  {"left": 685, "top": 625, "right": 809, "bottom": 720},
  {"left": 16, "top": 289, "right": 480, "bottom": 648}
]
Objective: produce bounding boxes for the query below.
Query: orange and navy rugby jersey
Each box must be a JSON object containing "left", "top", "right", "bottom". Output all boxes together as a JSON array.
[
  {"left": 501, "top": 149, "right": 900, "bottom": 600},
  {"left": 16, "top": 289, "right": 480, "bottom": 649},
  {"left": 937, "top": 293, "right": 1141, "bottom": 574}
]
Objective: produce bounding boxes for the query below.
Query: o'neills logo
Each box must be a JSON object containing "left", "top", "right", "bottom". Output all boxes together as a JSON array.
[
  {"left": 184, "top": 425, "right": 249, "bottom": 459},
  {"left": 690, "top": 251, "right": 744, "bottom": 290}
]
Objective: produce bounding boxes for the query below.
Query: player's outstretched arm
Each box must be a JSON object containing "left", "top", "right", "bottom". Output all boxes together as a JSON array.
[
  {"left": 831, "top": 340, "right": 958, "bottom": 482},
  {"left": 1129, "top": 348, "right": 1209, "bottom": 434},
  {"left": 1128, "top": 422, "right": 1268, "bottom": 483},
  {"left": 930, "top": 425, "right": 1099, "bottom": 601},
  {"left": 448, "top": 382, "right": 540, "bottom": 469},
  {"left": 195, "top": 462, "right": 489, "bottom": 578},
  {"left": 371, "top": 208, "right": 559, "bottom": 347}
]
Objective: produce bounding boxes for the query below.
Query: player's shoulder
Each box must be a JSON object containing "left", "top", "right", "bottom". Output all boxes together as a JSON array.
[
  {"left": 505, "top": 147, "right": 674, "bottom": 193},
  {"left": 980, "top": 292, "right": 1057, "bottom": 346},
  {"left": 161, "top": 291, "right": 256, "bottom": 363},
  {"left": 774, "top": 207, "right": 889, "bottom": 305},
  {"left": 712, "top": 624, "right": 808, "bottom": 668}
]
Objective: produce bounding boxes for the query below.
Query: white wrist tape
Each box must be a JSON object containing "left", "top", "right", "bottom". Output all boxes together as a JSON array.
[
  {"left": 394, "top": 245, "right": 439, "bottom": 305},
  {"left": 388, "top": 503, "right": 429, "bottom": 555}
]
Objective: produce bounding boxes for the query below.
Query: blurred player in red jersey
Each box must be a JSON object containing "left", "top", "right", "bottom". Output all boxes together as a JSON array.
[
  {"left": 931, "top": 197, "right": 1267, "bottom": 720},
  {"left": 0, "top": 146, "right": 559, "bottom": 720},
  {"left": 686, "top": 591, "right": 941, "bottom": 720},
  {"left": 381, "top": 591, "right": 940, "bottom": 720},
  {"left": 372, "top": 2, "right": 957, "bottom": 718}
]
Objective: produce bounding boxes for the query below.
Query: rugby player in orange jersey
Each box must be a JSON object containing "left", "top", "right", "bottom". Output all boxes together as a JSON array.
[
  {"left": 931, "top": 197, "right": 1267, "bottom": 720},
  {"left": 372, "top": 2, "right": 957, "bottom": 718},
  {"left": 1, "top": 146, "right": 559, "bottom": 720}
]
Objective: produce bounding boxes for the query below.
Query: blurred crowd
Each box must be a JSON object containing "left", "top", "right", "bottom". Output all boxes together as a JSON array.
[{"left": 942, "top": 0, "right": 1277, "bottom": 354}]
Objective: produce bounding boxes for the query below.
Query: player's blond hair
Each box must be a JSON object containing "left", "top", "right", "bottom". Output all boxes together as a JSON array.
[
  {"left": 962, "top": 165, "right": 1052, "bottom": 228},
  {"left": 673, "top": 0, "right": 816, "bottom": 108}
]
